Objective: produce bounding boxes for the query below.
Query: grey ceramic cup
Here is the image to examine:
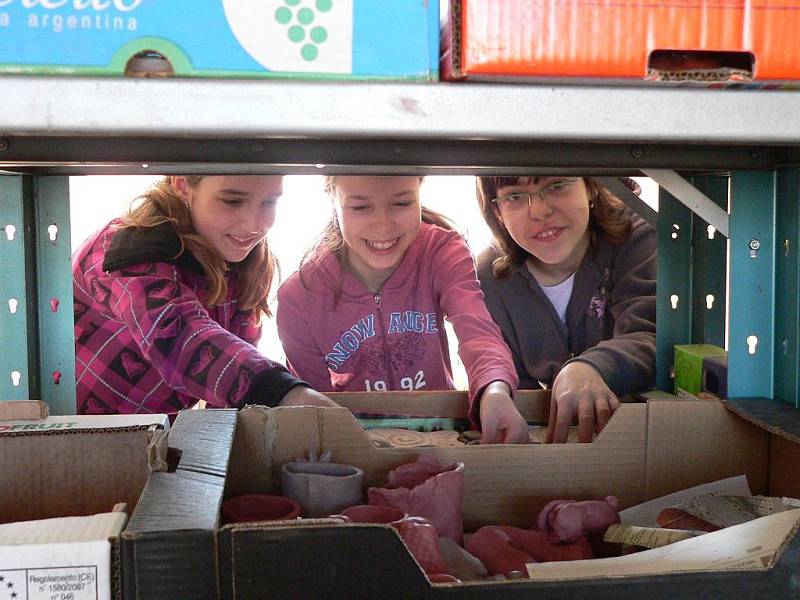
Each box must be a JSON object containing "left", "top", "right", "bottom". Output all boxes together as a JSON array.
[{"left": 281, "top": 460, "right": 364, "bottom": 518}]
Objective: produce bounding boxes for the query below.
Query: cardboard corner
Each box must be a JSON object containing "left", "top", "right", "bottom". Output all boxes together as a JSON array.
[{"left": 646, "top": 398, "right": 769, "bottom": 499}]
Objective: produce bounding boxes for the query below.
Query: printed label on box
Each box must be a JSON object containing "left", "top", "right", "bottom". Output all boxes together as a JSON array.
[
  {"left": 0, "top": 414, "right": 168, "bottom": 435},
  {"left": 1, "top": 566, "right": 99, "bottom": 600}
]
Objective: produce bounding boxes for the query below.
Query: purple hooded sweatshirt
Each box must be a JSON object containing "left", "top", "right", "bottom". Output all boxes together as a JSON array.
[
  {"left": 73, "top": 219, "right": 303, "bottom": 416},
  {"left": 276, "top": 223, "right": 518, "bottom": 424}
]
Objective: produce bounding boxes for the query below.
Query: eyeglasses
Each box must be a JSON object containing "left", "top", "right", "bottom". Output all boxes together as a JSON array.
[{"left": 492, "top": 178, "right": 581, "bottom": 212}]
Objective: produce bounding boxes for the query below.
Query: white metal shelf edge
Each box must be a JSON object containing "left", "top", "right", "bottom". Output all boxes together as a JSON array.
[{"left": 2, "top": 76, "right": 800, "bottom": 143}]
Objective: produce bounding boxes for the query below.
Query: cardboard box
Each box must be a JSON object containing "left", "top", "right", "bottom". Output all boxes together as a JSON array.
[
  {"left": 674, "top": 344, "right": 727, "bottom": 396},
  {"left": 0, "top": 511, "right": 128, "bottom": 600},
  {"left": 0, "top": 1, "right": 438, "bottom": 80},
  {"left": 121, "top": 391, "right": 800, "bottom": 598},
  {"left": 0, "top": 411, "right": 169, "bottom": 600},
  {"left": 441, "top": 0, "right": 800, "bottom": 85}
]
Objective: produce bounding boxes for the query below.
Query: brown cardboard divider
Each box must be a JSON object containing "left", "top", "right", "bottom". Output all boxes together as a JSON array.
[{"left": 227, "top": 395, "right": 648, "bottom": 530}]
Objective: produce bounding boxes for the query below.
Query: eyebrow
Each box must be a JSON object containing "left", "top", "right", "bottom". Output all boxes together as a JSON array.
[
  {"left": 343, "top": 189, "right": 416, "bottom": 201},
  {"left": 217, "top": 188, "right": 250, "bottom": 196}
]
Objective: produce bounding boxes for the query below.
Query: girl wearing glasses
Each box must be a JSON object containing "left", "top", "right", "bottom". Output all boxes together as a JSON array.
[
  {"left": 277, "top": 176, "right": 529, "bottom": 444},
  {"left": 73, "top": 176, "right": 337, "bottom": 417},
  {"left": 475, "top": 176, "right": 656, "bottom": 444}
]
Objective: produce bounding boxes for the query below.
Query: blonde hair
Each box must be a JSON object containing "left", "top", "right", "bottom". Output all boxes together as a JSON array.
[
  {"left": 298, "top": 176, "right": 455, "bottom": 293},
  {"left": 476, "top": 176, "right": 633, "bottom": 279},
  {"left": 118, "top": 176, "right": 278, "bottom": 319}
]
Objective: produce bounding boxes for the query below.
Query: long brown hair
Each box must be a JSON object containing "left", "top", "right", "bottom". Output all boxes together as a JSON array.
[
  {"left": 118, "top": 176, "right": 278, "bottom": 319},
  {"left": 476, "top": 176, "right": 633, "bottom": 279},
  {"left": 298, "top": 176, "right": 455, "bottom": 290}
]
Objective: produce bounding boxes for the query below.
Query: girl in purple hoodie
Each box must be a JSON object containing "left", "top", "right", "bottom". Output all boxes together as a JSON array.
[
  {"left": 73, "top": 175, "right": 336, "bottom": 417},
  {"left": 276, "top": 176, "right": 528, "bottom": 444}
]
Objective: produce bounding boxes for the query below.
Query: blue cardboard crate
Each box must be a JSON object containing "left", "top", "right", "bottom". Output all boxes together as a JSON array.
[{"left": 0, "top": 0, "right": 438, "bottom": 80}]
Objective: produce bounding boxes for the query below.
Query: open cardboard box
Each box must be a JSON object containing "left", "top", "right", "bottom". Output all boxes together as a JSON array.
[
  {"left": 0, "top": 404, "right": 168, "bottom": 600},
  {"left": 122, "top": 391, "right": 800, "bottom": 599}
]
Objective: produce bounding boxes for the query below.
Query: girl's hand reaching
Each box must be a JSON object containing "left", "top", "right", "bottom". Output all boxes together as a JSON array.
[
  {"left": 478, "top": 381, "right": 529, "bottom": 445},
  {"left": 546, "top": 361, "right": 619, "bottom": 443}
]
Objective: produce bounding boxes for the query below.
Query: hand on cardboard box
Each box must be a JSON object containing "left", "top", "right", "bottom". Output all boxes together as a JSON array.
[
  {"left": 479, "top": 381, "right": 529, "bottom": 445},
  {"left": 279, "top": 385, "right": 340, "bottom": 408},
  {"left": 547, "top": 361, "right": 619, "bottom": 443}
]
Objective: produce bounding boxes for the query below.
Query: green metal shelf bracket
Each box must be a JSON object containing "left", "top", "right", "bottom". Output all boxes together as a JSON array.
[
  {"left": 656, "top": 186, "right": 693, "bottom": 392},
  {"left": 774, "top": 169, "right": 800, "bottom": 408},
  {"left": 728, "top": 171, "right": 776, "bottom": 399},
  {"left": 0, "top": 175, "right": 75, "bottom": 413},
  {"left": 0, "top": 176, "right": 32, "bottom": 400}
]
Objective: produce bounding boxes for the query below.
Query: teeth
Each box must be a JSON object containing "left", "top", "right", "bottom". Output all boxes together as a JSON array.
[
  {"left": 535, "top": 229, "right": 559, "bottom": 239},
  {"left": 367, "top": 238, "right": 398, "bottom": 250}
]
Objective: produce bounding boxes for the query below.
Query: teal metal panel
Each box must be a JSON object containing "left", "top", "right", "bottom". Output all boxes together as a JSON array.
[
  {"left": 773, "top": 169, "right": 800, "bottom": 408},
  {"left": 728, "top": 171, "right": 776, "bottom": 399},
  {"left": 34, "top": 177, "right": 76, "bottom": 415},
  {"left": 0, "top": 176, "right": 31, "bottom": 399},
  {"left": 656, "top": 188, "right": 693, "bottom": 392},
  {"left": 689, "top": 175, "right": 728, "bottom": 348}
]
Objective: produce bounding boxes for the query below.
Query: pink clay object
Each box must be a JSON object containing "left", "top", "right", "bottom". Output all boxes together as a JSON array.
[
  {"left": 538, "top": 496, "right": 621, "bottom": 543},
  {"left": 221, "top": 494, "right": 301, "bottom": 524},
  {"left": 394, "top": 516, "right": 449, "bottom": 576},
  {"left": 368, "top": 454, "right": 465, "bottom": 544},
  {"left": 336, "top": 504, "right": 406, "bottom": 524},
  {"left": 536, "top": 499, "right": 572, "bottom": 532},
  {"left": 466, "top": 525, "right": 594, "bottom": 577},
  {"left": 498, "top": 526, "right": 593, "bottom": 562},
  {"left": 386, "top": 453, "right": 445, "bottom": 489},
  {"left": 465, "top": 526, "right": 535, "bottom": 577}
]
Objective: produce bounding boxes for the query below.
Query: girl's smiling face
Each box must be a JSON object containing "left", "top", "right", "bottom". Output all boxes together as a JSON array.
[
  {"left": 494, "top": 176, "right": 591, "bottom": 280},
  {"left": 174, "top": 175, "right": 283, "bottom": 263},
  {"left": 332, "top": 176, "right": 422, "bottom": 291}
]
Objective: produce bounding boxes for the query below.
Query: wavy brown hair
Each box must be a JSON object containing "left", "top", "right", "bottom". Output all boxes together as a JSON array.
[
  {"left": 298, "top": 176, "right": 455, "bottom": 292},
  {"left": 476, "top": 176, "right": 633, "bottom": 279},
  {"left": 118, "top": 176, "right": 278, "bottom": 319}
]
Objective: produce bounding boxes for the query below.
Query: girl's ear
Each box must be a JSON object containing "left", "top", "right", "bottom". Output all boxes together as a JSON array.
[{"left": 170, "top": 176, "right": 191, "bottom": 203}]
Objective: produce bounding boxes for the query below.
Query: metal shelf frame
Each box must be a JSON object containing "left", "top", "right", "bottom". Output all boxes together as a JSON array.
[
  {"left": 2, "top": 77, "right": 800, "bottom": 174},
  {"left": 1, "top": 77, "right": 800, "bottom": 413}
]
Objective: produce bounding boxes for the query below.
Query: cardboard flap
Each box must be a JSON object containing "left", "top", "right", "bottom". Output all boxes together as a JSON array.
[{"left": 722, "top": 398, "right": 800, "bottom": 444}]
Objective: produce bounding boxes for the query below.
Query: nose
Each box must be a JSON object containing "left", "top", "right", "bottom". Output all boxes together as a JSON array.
[
  {"left": 527, "top": 193, "right": 553, "bottom": 220},
  {"left": 373, "top": 205, "right": 395, "bottom": 229},
  {"left": 248, "top": 203, "right": 276, "bottom": 234}
]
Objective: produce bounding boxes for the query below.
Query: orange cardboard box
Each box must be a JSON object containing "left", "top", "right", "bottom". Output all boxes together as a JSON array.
[{"left": 442, "top": 0, "right": 800, "bottom": 84}]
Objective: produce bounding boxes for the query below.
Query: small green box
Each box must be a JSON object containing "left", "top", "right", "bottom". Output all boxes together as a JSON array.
[{"left": 674, "top": 344, "right": 727, "bottom": 396}]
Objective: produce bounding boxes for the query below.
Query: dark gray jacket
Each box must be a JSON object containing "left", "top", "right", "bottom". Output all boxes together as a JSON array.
[{"left": 476, "top": 214, "right": 656, "bottom": 396}]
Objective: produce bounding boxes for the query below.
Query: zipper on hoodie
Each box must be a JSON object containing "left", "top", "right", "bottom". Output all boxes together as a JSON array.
[{"left": 373, "top": 291, "right": 398, "bottom": 389}]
